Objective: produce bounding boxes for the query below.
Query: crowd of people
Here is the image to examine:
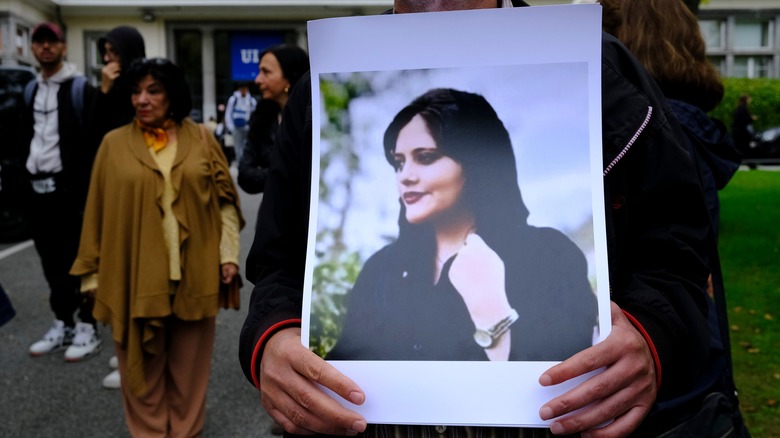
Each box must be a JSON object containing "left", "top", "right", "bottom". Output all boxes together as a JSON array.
[{"left": 4, "top": 0, "right": 755, "bottom": 436}]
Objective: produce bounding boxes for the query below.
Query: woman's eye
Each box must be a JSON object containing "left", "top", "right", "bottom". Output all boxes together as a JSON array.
[
  {"left": 392, "top": 159, "right": 405, "bottom": 172},
  {"left": 416, "top": 151, "right": 440, "bottom": 165}
]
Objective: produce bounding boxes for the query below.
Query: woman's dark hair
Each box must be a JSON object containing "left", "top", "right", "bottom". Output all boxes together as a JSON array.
[
  {"left": 383, "top": 88, "right": 530, "bottom": 279},
  {"left": 127, "top": 57, "right": 193, "bottom": 123},
  {"left": 259, "top": 44, "right": 310, "bottom": 90}
]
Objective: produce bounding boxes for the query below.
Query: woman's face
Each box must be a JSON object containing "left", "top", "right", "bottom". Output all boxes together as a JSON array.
[
  {"left": 131, "top": 74, "right": 170, "bottom": 126},
  {"left": 393, "top": 114, "right": 466, "bottom": 225},
  {"left": 103, "top": 41, "right": 119, "bottom": 64},
  {"left": 255, "top": 52, "right": 289, "bottom": 105}
]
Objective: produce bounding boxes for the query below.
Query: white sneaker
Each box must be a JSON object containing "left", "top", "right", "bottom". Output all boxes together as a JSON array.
[
  {"left": 102, "top": 369, "right": 121, "bottom": 389},
  {"left": 63, "top": 322, "right": 102, "bottom": 362},
  {"left": 29, "top": 320, "right": 74, "bottom": 356},
  {"left": 108, "top": 355, "right": 118, "bottom": 370}
]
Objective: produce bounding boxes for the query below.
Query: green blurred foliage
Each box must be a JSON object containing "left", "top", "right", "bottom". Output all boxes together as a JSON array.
[
  {"left": 311, "top": 76, "right": 376, "bottom": 357},
  {"left": 310, "top": 252, "right": 362, "bottom": 357},
  {"left": 711, "top": 78, "right": 780, "bottom": 132}
]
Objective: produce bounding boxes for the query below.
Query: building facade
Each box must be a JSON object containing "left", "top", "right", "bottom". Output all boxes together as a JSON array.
[
  {"left": 2, "top": 0, "right": 779, "bottom": 120},
  {"left": 699, "top": 0, "right": 780, "bottom": 79}
]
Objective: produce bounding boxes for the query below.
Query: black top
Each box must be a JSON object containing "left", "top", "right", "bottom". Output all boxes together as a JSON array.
[{"left": 326, "top": 226, "right": 597, "bottom": 361}]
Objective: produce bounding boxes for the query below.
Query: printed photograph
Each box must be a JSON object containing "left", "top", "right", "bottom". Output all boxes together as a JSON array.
[{"left": 310, "top": 63, "right": 600, "bottom": 362}]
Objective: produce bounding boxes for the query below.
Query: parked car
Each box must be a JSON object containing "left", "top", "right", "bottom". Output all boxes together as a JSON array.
[
  {"left": 0, "top": 65, "right": 36, "bottom": 242},
  {"left": 745, "top": 126, "right": 780, "bottom": 169}
]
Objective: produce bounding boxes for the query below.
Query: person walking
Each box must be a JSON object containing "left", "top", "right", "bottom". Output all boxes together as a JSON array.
[
  {"left": 21, "top": 22, "right": 101, "bottom": 361},
  {"left": 224, "top": 82, "right": 257, "bottom": 165},
  {"left": 732, "top": 94, "right": 757, "bottom": 156}
]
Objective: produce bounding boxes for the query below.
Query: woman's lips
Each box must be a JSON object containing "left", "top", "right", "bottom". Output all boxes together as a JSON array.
[{"left": 403, "top": 192, "right": 425, "bottom": 205}]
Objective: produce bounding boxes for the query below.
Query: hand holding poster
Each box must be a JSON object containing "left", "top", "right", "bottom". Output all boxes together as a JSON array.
[{"left": 303, "top": 5, "right": 609, "bottom": 427}]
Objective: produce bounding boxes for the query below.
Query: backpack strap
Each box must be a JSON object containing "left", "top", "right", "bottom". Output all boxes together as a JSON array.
[
  {"left": 23, "top": 79, "right": 38, "bottom": 108},
  {"left": 70, "top": 75, "right": 87, "bottom": 127},
  {"left": 23, "top": 76, "right": 87, "bottom": 127}
]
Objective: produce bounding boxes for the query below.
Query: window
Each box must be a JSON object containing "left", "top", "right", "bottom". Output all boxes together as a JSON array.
[
  {"left": 700, "top": 20, "right": 726, "bottom": 50},
  {"left": 733, "top": 56, "right": 773, "bottom": 78},
  {"left": 708, "top": 56, "right": 726, "bottom": 77},
  {"left": 84, "top": 31, "right": 108, "bottom": 86},
  {"left": 15, "top": 24, "right": 29, "bottom": 57},
  {"left": 734, "top": 20, "right": 772, "bottom": 49}
]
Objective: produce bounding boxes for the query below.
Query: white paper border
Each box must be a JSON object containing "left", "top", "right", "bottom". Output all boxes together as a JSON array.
[{"left": 303, "top": 5, "right": 609, "bottom": 427}]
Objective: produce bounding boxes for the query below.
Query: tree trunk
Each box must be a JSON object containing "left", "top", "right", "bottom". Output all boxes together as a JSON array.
[{"left": 683, "top": 0, "right": 701, "bottom": 15}]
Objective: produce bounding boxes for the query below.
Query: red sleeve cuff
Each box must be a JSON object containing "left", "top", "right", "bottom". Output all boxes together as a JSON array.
[
  {"left": 251, "top": 318, "right": 303, "bottom": 389},
  {"left": 621, "top": 310, "right": 662, "bottom": 390}
]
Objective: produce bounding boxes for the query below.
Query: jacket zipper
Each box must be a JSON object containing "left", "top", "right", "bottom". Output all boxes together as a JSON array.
[{"left": 603, "top": 105, "right": 653, "bottom": 176}]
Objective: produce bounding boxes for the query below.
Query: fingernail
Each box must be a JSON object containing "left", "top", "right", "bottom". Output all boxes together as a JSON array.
[
  {"left": 349, "top": 391, "right": 365, "bottom": 405},
  {"left": 352, "top": 419, "right": 367, "bottom": 432},
  {"left": 539, "top": 374, "right": 552, "bottom": 386},
  {"left": 550, "top": 421, "right": 565, "bottom": 435},
  {"left": 539, "top": 406, "right": 553, "bottom": 420}
]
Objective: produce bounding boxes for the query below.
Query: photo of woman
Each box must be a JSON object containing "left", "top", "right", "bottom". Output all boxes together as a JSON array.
[{"left": 316, "top": 85, "right": 598, "bottom": 362}]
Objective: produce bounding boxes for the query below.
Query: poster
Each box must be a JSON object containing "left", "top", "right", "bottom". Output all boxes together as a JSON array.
[{"left": 303, "top": 5, "right": 609, "bottom": 427}]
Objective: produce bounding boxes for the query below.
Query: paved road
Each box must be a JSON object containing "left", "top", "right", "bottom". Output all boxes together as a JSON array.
[{"left": 0, "top": 180, "right": 278, "bottom": 437}]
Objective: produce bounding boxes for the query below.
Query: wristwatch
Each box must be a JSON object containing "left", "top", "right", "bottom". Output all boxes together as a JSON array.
[{"left": 473, "top": 308, "right": 519, "bottom": 349}]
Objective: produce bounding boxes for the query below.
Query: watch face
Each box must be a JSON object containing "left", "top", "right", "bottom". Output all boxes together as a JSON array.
[{"left": 474, "top": 330, "right": 493, "bottom": 348}]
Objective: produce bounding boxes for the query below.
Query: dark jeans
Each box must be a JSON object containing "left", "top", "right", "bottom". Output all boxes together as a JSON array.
[
  {"left": 0, "top": 282, "right": 15, "bottom": 327},
  {"left": 24, "top": 179, "right": 95, "bottom": 327}
]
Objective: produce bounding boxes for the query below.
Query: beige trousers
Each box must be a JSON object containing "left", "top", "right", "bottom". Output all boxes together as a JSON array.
[{"left": 115, "top": 316, "right": 216, "bottom": 438}]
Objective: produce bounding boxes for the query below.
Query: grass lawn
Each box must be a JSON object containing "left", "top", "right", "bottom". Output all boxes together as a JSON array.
[{"left": 719, "top": 169, "right": 780, "bottom": 437}]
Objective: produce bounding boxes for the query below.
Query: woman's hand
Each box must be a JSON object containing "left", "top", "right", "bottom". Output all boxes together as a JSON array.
[
  {"left": 448, "top": 233, "right": 513, "bottom": 360},
  {"left": 100, "top": 61, "right": 121, "bottom": 94},
  {"left": 538, "top": 301, "right": 656, "bottom": 437},
  {"left": 260, "top": 327, "right": 367, "bottom": 435},
  {"left": 221, "top": 263, "right": 238, "bottom": 284},
  {"left": 448, "top": 233, "right": 512, "bottom": 329}
]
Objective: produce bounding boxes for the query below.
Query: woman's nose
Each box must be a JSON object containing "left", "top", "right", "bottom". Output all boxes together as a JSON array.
[{"left": 399, "top": 164, "right": 418, "bottom": 185}]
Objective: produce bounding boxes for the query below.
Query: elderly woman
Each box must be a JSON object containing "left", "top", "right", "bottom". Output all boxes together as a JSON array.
[
  {"left": 71, "top": 58, "right": 243, "bottom": 436},
  {"left": 325, "top": 88, "right": 597, "bottom": 362}
]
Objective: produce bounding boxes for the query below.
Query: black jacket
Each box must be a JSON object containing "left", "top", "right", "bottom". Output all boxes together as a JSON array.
[
  {"left": 238, "top": 99, "right": 280, "bottom": 194},
  {"left": 90, "top": 26, "right": 146, "bottom": 143},
  {"left": 239, "top": 33, "right": 713, "bottom": 435},
  {"left": 19, "top": 77, "right": 98, "bottom": 208},
  {"left": 326, "top": 226, "right": 596, "bottom": 362}
]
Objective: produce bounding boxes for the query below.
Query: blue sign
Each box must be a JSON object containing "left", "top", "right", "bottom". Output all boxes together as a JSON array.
[{"left": 230, "top": 33, "right": 285, "bottom": 82}]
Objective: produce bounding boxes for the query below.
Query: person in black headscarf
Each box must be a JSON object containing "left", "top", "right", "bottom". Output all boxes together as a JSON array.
[{"left": 89, "top": 26, "right": 147, "bottom": 143}]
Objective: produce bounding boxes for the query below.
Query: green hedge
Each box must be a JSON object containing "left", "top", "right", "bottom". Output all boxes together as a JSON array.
[{"left": 710, "top": 77, "right": 780, "bottom": 132}]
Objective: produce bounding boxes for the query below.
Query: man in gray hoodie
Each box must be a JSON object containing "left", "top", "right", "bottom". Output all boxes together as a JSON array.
[{"left": 22, "top": 22, "right": 101, "bottom": 362}]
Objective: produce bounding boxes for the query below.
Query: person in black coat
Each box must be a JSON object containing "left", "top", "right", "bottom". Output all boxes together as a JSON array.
[
  {"left": 239, "top": 2, "right": 715, "bottom": 436},
  {"left": 239, "top": 44, "right": 309, "bottom": 196},
  {"left": 325, "top": 88, "right": 597, "bottom": 362},
  {"left": 90, "top": 26, "right": 146, "bottom": 142}
]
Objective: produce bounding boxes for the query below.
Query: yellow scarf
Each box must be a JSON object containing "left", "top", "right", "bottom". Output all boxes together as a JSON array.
[{"left": 137, "top": 119, "right": 175, "bottom": 152}]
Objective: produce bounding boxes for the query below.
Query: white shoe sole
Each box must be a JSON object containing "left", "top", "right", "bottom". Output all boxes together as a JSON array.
[{"left": 64, "top": 342, "right": 103, "bottom": 362}]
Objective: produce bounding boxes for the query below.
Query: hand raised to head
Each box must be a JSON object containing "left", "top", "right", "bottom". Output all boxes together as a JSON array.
[
  {"left": 101, "top": 61, "right": 121, "bottom": 94},
  {"left": 260, "top": 327, "right": 368, "bottom": 436}
]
